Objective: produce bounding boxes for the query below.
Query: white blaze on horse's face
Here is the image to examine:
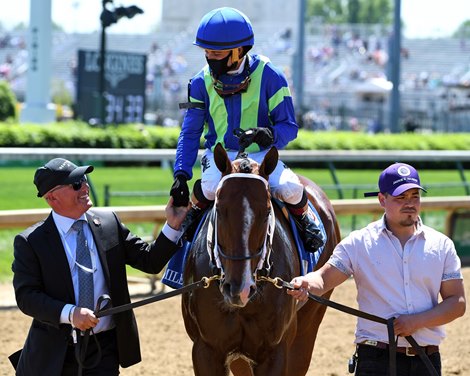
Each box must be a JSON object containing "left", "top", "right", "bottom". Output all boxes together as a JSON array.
[
  {"left": 238, "top": 196, "right": 254, "bottom": 306},
  {"left": 212, "top": 172, "right": 274, "bottom": 308}
]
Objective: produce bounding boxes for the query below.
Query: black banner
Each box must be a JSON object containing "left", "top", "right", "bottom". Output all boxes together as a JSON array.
[{"left": 76, "top": 49, "right": 146, "bottom": 124}]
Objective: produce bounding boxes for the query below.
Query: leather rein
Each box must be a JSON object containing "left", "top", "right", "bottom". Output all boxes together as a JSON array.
[
  {"left": 73, "top": 278, "right": 215, "bottom": 375},
  {"left": 72, "top": 275, "right": 438, "bottom": 376},
  {"left": 259, "top": 276, "right": 440, "bottom": 376},
  {"left": 73, "top": 169, "right": 438, "bottom": 376},
  {"left": 74, "top": 274, "right": 438, "bottom": 376}
]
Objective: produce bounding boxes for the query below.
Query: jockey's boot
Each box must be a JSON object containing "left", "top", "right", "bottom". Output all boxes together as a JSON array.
[
  {"left": 287, "top": 196, "right": 324, "bottom": 253},
  {"left": 181, "top": 205, "right": 204, "bottom": 242},
  {"left": 181, "top": 179, "right": 212, "bottom": 242}
]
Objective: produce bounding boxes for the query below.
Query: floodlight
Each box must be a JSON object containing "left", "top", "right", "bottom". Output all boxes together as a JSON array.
[
  {"left": 100, "top": 2, "right": 144, "bottom": 28},
  {"left": 97, "top": 0, "right": 144, "bottom": 125}
]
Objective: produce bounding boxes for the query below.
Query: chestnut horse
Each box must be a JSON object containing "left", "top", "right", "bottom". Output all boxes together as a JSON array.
[{"left": 182, "top": 144, "right": 341, "bottom": 376}]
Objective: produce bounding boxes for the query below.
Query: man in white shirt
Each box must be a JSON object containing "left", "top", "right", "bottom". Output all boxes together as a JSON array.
[{"left": 288, "top": 162, "right": 466, "bottom": 376}]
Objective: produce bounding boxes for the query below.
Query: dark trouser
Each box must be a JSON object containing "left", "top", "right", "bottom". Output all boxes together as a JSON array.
[
  {"left": 355, "top": 345, "right": 441, "bottom": 376},
  {"left": 62, "top": 329, "right": 120, "bottom": 376}
]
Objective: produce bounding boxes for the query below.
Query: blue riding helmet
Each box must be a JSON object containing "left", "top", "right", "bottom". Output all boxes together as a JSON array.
[{"left": 194, "top": 7, "right": 254, "bottom": 50}]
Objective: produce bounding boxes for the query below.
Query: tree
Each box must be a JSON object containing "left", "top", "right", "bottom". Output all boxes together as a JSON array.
[
  {"left": 0, "top": 81, "right": 18, "bottom": 122},
  {"left": 362, "top": 0, "right": 392, "bottom": 24},
  {"left": 307, "top": 0, "right": 392, "bottom": 25},
  {"left": 12, "top": 23, "right": 28, "bottom": 31},
  {"left": 309, "top": 0, "right": 346, "bottom": 23},
  {"left": 348, "top": 0, "right": 360, "bottom": 24},
  {"left": 52, "top": 21, "right": 65, "bottom": 32},
  {"left": 453, "top": 20, "right": 470, "bottom": 38}
]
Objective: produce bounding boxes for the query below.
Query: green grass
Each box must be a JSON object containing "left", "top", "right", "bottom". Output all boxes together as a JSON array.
[
  {"left": 0, "top": 166, "right": 468, "bottom": 282},
  {"left": 0, "top": 165, "right": 183, "bottom": 210}
]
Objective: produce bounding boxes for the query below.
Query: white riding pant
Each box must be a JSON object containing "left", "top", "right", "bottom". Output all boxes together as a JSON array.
[{"left": 200, "top": 149, "right": 303, "bottom": 205}]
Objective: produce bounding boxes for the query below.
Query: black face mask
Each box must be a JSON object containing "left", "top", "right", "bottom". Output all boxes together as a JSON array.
[{"left": 206, "top": 52, "right": 236, "bottom": 78}]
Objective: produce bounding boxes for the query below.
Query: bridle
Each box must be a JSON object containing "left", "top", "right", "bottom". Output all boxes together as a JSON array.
[{"left": 206, "top": 172, "right": 275, "bottom": 280}]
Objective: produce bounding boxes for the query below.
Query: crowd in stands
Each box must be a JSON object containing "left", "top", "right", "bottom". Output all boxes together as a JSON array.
[
  {"left": 0, "top": 33, "right": 28, "bottom": 93},
  {"left": 0, "top": 25, "right": 468, "bottom": 129},
  {"left": 146, "top": 41, "right": 188, "bottom": 119}
]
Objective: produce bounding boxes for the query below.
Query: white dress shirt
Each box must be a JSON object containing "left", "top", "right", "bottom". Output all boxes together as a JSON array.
[
  {"left": 328, "top": 215, "right": 463, "bottom": 346},
  {"left": 53, "top": 212, "right": 114, "bottom": 333}
]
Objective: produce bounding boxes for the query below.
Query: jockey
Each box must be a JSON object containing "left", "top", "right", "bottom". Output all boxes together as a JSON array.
[{"left": 170, "top": 7, "right": 324, "bottom": 253}]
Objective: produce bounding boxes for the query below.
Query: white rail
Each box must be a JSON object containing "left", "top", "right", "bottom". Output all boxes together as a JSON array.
[
  {"left": 1, "top": 196, "right": 469, "bottom": 230},
  {"left": 2, "top": 147, "right": 470, "bottom": 163}
]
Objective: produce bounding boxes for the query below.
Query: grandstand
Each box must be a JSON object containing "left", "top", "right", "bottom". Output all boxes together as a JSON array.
[{"left": 0, "top": 7, "right": 469, "bottom": 131}]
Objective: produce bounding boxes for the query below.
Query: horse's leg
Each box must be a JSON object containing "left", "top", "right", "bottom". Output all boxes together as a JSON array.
[
  {"left": 251, "top": 345, "right": 289, "bottom": 376},
  {"left": 286, "top": 291, "right": 333, "bottom": 376},
  {"left": 229, "top": 358, "right": 253, "bottom": 376},
  {"left": 192, "top": 341, "right": 229, "bottom": 376}
]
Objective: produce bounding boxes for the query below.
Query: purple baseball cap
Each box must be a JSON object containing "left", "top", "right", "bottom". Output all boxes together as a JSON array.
[{"left": 364, "top": 162, "right": 427, "bottom": 197}]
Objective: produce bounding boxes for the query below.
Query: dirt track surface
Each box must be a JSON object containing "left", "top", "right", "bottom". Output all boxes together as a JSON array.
[{"left": 1, "top": 268, "right": 468, "bottom": 376}]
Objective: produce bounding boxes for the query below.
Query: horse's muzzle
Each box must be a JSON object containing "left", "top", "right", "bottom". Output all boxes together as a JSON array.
[{"left": 221, "top": 277, "right": 257, "bottom": 307}]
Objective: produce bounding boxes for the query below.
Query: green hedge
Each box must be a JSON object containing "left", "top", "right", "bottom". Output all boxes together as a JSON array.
[
  {"left": 0, "top": 122, "right": 181, "bottom": 148},
  {"left": 2, "top": 121, "right": 470, "bottom": 151},
  {"left": 287, "top": 131, "right": 470, "bottom": 150}
]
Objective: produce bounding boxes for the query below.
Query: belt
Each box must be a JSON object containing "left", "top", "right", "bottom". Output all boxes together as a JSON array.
[{"left": 360, "top": 340, "right": 439, "bottom": 356}]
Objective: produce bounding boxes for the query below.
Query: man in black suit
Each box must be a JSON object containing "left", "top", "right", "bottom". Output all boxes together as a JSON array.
[{"left": 11, "top": 158, "right": 189, "bottom": 375}]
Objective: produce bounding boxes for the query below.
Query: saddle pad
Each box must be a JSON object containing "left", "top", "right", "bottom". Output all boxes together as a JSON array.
[
  {"left": 279, "top": 199, "right": 326, "bottom": 276},
  {"left": 161, "top": 201, "right": 327, "bottom": 289},
  {"left": 161, "top": 210, "right": 210, "bottom": 289}
]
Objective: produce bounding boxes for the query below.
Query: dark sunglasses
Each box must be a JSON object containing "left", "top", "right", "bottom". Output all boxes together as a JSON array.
[
  {"left": 49, "top": 176, "right": 88, "bottom": 194},
  {"left": 70, "top": 176, "right": 88, "bottom": 191}
]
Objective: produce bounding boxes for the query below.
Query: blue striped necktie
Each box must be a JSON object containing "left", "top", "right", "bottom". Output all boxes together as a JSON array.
[{"left": 72, "top": 220, "right": 94, "bottom": 310}]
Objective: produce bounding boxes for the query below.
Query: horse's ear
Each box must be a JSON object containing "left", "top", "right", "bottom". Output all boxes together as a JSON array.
[
  {"left": 214, "top": 143, "right": 232, "bottom": 174},
  {"left": 259, "top": 147, "right": 278, "bottom": 178}
]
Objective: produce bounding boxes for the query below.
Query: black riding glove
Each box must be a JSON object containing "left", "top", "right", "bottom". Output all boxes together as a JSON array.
[
  {"left": 170, "top": 174, "right": 189, "bottom": 207},
  {"left": 238, "top": 127, "right": 274, "bottom": 149}
]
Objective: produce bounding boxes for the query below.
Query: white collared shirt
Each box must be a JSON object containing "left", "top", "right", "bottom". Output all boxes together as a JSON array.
[
  {"left": 161, "top": 222, "right": 183, "bottom": 243},
  {"left": 54, "top": 212, "right": 114, "bottom": 333},
  {"left": 328, "top": 215, "right": 462, "bottom": 346}
]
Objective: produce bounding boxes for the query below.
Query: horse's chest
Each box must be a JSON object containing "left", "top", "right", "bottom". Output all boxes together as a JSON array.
[{"left": 198, "top": 303, "right": 293, "bottom": 346}]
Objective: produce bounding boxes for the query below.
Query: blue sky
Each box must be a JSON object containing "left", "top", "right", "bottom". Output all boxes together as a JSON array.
[{"left": 1, "top": 0, "right": 469, "bottom": 38}]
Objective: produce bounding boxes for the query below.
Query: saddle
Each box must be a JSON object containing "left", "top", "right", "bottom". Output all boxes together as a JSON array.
[{"left": 161, "top": 199, "right": 326, "bottom": 290}]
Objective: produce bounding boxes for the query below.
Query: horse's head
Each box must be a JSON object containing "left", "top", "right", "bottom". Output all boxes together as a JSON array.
[{"left": 210, "top": 143, "right": 278, "bottom": 307}]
